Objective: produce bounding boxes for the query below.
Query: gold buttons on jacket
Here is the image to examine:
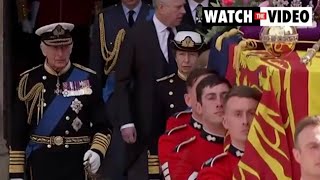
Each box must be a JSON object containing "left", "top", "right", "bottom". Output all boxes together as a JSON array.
[
  {"left": 65, "top": 116, "right": 70, "bottom": 121},
  {"left": 42, "top": 76, "right": 47, "bottom": 80},
  {"left": 169, "top": 91, "right": 173, "bottom": 96},
  {"left": 170, "top": 104, "right": 174, "bottom": 108},
  {"left": 43, "top": 103, "right": 47, "bottom": 107},
  {"left": 169, "top": 79, "right": 174, "bottom": 83},
  {"left": 65, "top": 145, "right": 69, "bottom": 148},
  {"left": 47, "top": 144, "right": 52, "bottom": 148},
  {"left": 65, "top": 130, "right": 69, "bottom": 135}
]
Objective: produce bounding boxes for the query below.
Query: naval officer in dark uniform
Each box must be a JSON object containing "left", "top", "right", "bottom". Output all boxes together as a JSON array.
[
  {"left": 149, "top": 31, "right": 205, "bottom": 179},
  {"left": 156, "top": 31, "right": 206, "bottom": 128},
  {"left": 9, "top": 22, "right": 112, "bottom": 180}
]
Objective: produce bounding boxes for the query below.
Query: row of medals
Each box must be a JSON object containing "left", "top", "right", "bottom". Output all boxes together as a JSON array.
[{"left": 55, "top": 80, "right": 93, "bottom": 97}]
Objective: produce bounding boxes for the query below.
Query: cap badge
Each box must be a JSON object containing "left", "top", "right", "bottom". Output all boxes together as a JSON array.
[
  {"left": 181, "top": 36, "right": 195, "bottom": 48},
  {"left": 53, "top": 25, "right": 65, "bottom": 36}
]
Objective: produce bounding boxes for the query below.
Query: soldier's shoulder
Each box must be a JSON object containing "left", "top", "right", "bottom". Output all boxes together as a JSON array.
[
  {"left": 166, "top": 124, "right": 188, "bottom": 135},
  {"left": 156, "top": 73, "right": 175, "bottom": 82},
  {"left": 174, "top": 136, "right": 196, "bottom": 152},
  {"left": 19, "top": 64, "right": 43, "bottom": 77},
  {"left": 73, "top": 63, "right": 96, "bottom": 75},
  {"left": 173, "top": 108, "right": 192, "bottom": 118},
  {"left": 202, "top": 152, "right": 228, "bottom": 168}
]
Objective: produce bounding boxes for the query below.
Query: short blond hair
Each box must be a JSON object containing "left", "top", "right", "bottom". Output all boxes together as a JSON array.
[{"left": 294, "top": 115, "right": 320, "bottom": 148}]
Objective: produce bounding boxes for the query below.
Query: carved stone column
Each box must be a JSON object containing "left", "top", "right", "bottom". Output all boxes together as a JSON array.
[{"left": 0, "top": 0, "right": 9, "bottom": 178}]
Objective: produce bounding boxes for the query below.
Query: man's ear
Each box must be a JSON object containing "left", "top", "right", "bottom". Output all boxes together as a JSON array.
[
  {"left": 184, "top": 93, "right": 191, "bottom": 107},
  {"left": 195, "top": 101, "right": 202, "bottom": 115},
  {"left": 292, "top": 148, "right": 301, "bottom": 164},
  {"left": 40, "top": 43, "right": 46, "bottom": 57},
  {"left": 222, "top": 115, "right": 228, "bottom": 129}
]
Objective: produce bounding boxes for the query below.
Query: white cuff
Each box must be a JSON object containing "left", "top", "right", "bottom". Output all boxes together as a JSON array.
[
  {"left": 120, "top": 123, "right": 135, "bottom": 130},
  {"left": 188, "top": 171, "right": 198, "bottom": 180}
]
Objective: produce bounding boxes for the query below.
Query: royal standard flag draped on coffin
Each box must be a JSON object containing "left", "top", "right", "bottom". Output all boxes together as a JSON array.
[{"left": 228, "top": 48, "right": 320, "bottom": 180}]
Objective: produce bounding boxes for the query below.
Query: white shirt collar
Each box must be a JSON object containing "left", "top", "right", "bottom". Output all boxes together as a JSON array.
[
  {"left": 122, "top": 1, "right": 142, "bottom": 16},
  {"left": 153, "top": 14, "right": 168, "bottom": 33},
  {"left": 188, "top": 0, "right": 209, "bottom": 12}
]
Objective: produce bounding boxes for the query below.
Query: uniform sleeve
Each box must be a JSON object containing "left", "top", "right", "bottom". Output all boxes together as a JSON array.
[
  {"left": 197, "top": 162, "right": 228, "bottom": 180},
  {"left": 89, "top": 74, "right": 112, "bottom": 160},
  {"left": 113, "top": 28, "right": 135, "bottom": 127},
  {"left": 16, "top": 0, "right": 30, "bottom": 22},
  {"left": 89, "top": 13, "right": 105, "bottom": 86},
  {"left": 164, "top": 152, "right": 195, "bottom": 180},
  {"left": 9, "top": 82, "right": 30, "bottom": 178}
]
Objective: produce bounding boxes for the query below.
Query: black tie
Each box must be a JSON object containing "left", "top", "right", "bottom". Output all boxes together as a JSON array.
[
  {"left": 128, "top": 10, "right": 135, "bottom": 27},
  {"left": 166, "top": 27, "right": 177, "bottom": 74},
  {"left": 195, "top": 4, "right": 203, "bottom": 26}
]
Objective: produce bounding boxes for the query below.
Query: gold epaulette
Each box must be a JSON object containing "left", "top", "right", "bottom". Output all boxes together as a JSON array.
[
  {"left": 174, "top": 109, "right": 192, "bottom": 118},
  {"left": 19, "top": 64, "right": 42, "bottom": 76},
  {"left": 175, "top": 136, "right": 196, "bottom": 152},
  {"left": 202, "top": 152, "right": 228, "bottom": 168},
  {"left": 91, "top": 133, "right": 111, "bottom": 157},
  {"left": 73, "top": 63, "right": 96, "bottom": 74},
  {"left": 156, "top": 73, "right": 175, "bottom": 82},
  {"left": 167, "top": 124, "right": 187, "bottom": 135}
]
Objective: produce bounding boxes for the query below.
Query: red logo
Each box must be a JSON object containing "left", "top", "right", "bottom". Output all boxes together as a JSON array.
[{"left": 254, "top": 12, "right": 266, "bottom": 20}]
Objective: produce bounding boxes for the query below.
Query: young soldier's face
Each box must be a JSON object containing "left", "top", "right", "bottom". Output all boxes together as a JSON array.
[
  {"left": 293, "top": 125, "right": 320, "bottom": 178},
  {"left": 42, "top": 44, "right": 72, "bottom": 71},
  {"left": 197, "top": 83, "right": 229, "bottom": 125},
  {"left": 223, "top": 97, "right": 258, "bottom": 146},
  {"left": 175, "top": 50, "right": 199, "bottom": 75},
  {"left": 185, "top": 75, "right": 207, "bottom": 112}
]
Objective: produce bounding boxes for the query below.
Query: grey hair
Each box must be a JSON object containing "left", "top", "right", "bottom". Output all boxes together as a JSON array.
[{"left": 154, "top": 0, "right": 167, "bottom": 9}]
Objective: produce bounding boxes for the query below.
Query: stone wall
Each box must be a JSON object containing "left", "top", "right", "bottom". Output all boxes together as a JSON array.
[{"left": 0, "top": 0, "right": 10, "bottom": 178}]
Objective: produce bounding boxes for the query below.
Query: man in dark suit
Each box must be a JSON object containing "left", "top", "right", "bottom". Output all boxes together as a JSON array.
[
  {"left": 89, "top": 0, "right": 152, "bottom": 179},
  {"left": 177, "top": 0, "right": 219, "bottom": 33},
  {"left": 113, "top": 0, "right": 186, "bottom": 179}
]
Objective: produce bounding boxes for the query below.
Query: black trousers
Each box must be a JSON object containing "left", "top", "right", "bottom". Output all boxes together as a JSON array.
[{"left": 27, "top": 145, "right": 88, "bottom": 180}]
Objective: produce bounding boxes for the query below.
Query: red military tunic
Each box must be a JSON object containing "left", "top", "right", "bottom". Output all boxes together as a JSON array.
[
  {"left": 163, "top": 129, "right": 224, "bottom": 180},
  {"left": 158, "top": 117, "right": 202, "bottom": 171},
  {"left": 165, "top": 109, "right": 192, "bottom": 131},
  {"left": 197, "top": 145, "right": 244, "bottom": 180}
]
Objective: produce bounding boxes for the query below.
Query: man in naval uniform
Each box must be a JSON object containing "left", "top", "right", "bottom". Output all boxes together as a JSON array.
[
  {"left": 89, "top": 0, "right": 152, "bottom": 179},
  {"left": 197, "top": 86, "right": 261, "bottom": 180},
  {"left": 9, "top": 22, "right": 112, "bottom": 180}
]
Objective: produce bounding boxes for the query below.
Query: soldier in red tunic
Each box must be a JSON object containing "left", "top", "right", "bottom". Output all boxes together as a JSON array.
[
  {"left": 292, "top": 116, "right": 320, "bottom": 180},
  {"left": 164, "top": 68, "right": 217, "bottom": 131},
  {"left": 197, "top": 86, "right": 261, "bottom": 180},
  {"left": 162, "top": 75, "right": 231, "bottom": 180},
  {"left": 158, "top": 68, "right": 216, "bottom": 169}
]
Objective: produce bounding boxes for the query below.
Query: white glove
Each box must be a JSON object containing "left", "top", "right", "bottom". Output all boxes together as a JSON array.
[
  {"left": 10, "top": 178, "right": 24, "bottom": 180},
  {"left": 21, "top": 19, "right": 33, "bottom": 34},
  {"left": 83, "top": 150, "right": 101, "bottom": 174}
]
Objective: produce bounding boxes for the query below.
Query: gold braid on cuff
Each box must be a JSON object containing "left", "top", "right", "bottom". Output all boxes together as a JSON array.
[
  {"left": 90, "top": 133, "right": 111, "bottom": 157},
  {"left": 9, "top": 150, "right": 25, "bottom": 174}
]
